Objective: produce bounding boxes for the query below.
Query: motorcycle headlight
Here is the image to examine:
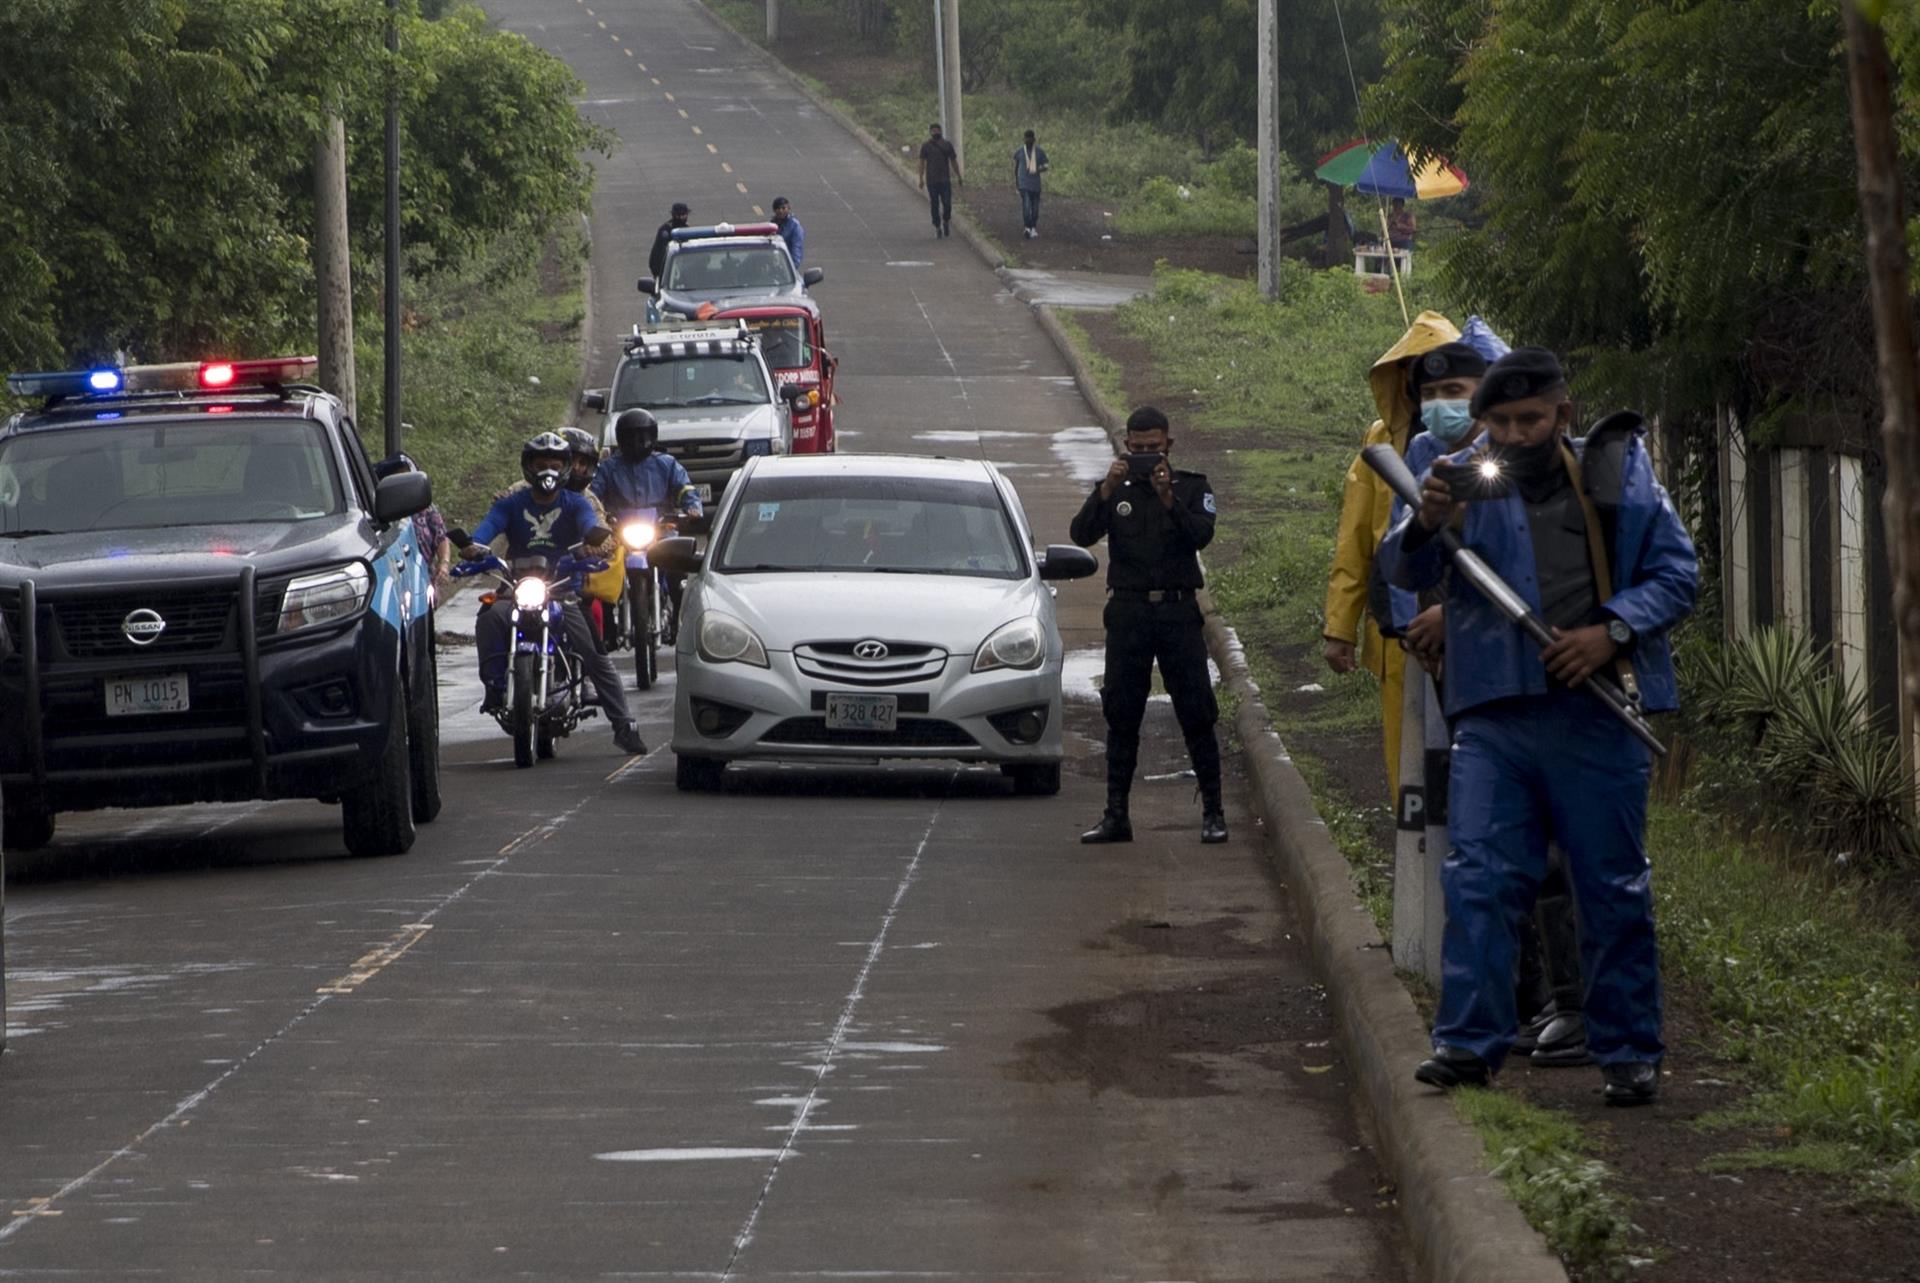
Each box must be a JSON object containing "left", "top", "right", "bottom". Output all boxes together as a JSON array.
[
  {"left": 697, "top": 610, "right": 769, "bottom": 667},
  {"left": 514, "top": 578, "right": 550, "bottom": 611},
  {"left": 621, "top": 520, "right": 656, "bottom": 549},
  {"left": 277, "top": 562, "right": 371, "bottom": 633},
  {"left": 973, "top": 617, "right": 1046, "bottom": 672}
]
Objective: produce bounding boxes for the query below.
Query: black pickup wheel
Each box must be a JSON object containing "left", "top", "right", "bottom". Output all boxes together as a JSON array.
[{"left": 342, "top": 682, "right": 417, "bottom": 857}]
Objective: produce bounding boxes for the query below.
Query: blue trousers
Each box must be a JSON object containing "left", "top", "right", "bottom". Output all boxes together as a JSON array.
[
  {"left": 1436, "top": 689, "right": 1662, "bottom": 1069},
  {"left": 1020, "top": 188, "right": 1042, "bottom": 230}
]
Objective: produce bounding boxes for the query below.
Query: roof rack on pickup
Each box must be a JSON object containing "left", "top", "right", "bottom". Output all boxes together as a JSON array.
[{"left": 622, "top": 319, "right": 756, "bottom": 361}]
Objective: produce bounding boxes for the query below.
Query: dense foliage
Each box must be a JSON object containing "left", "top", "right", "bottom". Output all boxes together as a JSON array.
[
  {"left": 0, "top": 0, "right": 606, "bottom": 369},
  {"left": 1367, "top": 0, "right": 1915, "bottom": 424}
]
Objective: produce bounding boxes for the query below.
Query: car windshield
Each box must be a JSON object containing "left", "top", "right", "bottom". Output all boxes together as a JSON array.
[
  {"left": 0, "top": 418, "right": 343, "bottom": 534},
  {"left": 615, "top": 355, "right": 770, "bottom": 409},
  {"left": 744, "top": 316, "right": 811, "bottom": 370},
  {"left": 664, "top": 244, "right": 795, "bottom": 293},
  {"left": 717, "top": 473, "right": 1025, "bottom": 579}
]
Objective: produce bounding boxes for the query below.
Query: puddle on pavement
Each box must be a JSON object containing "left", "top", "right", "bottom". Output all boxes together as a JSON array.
[{"left": 1051, "top": 425, "right": 1115, "bottom": 484}]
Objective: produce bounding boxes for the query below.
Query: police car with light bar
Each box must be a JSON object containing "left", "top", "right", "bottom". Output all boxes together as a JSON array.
[
  {"left": 584, "top": 320, "right": 809, "bottom": 504},
  {"left": 0, "top": 358, "right": 440, "bottom": 858},
  {"left": 637, "top": 221, "right": 824, "bottom": 325}
]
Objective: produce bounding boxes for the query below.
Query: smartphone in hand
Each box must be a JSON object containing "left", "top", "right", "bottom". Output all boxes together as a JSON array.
[{"left": 1126, "top": 452, "right": 1165, "bottom": 481}]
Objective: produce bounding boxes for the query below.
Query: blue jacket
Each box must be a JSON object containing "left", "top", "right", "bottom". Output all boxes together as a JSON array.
[
  {"left": 1378, "top": 428, "right": 1697, "bottom": 717},
  {"left": 591, "top": 452, "right": 703, "bottom": 516},
  {"left": 1388, "top": 431, "right": 1448, "bottom": 633},
  {"left": 1013, "top": 145, "right": 1049, "bottom": 192},
  {"left": 776, "top": 216, "right": 805, "bottom": 266},
  {"left": 471, "top": 488, "right": 601, "bottom": 560}
]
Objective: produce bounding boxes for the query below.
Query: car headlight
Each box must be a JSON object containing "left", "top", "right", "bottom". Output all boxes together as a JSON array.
[
  {"left": 621, "top": 520, "right": 656, "bottom": 548},
  {"left": 277, "top": 562, "right": 371, "bottom": 633},
  {"left": 697, "top": 609, "right": 769, "bottom": 667},
  {"left": 514, "top": 578, "right": 550, "bottom": 611},
  {"left": 973, "top": 617, "right": 1046, "bottom": 672},
  {"left": 743, "top": 439, "right": 773, "bottom": 458}
]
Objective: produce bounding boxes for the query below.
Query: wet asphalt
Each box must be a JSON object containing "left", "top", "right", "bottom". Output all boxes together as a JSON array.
[{"left": 0, "top": 2, "right": 1406, "bottom": 1278}]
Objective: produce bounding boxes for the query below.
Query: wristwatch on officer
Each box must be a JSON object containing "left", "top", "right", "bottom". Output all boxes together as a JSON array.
[{"left": 1605, "top": 616, "right": 1634, "bottom": 650}]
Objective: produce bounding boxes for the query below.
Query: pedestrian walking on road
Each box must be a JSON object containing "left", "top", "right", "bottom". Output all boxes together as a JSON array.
[
  {"left": 1014, "top": 129, "right": 1049, "bottom": 239},
  {"left": 1379, "top": 348, "right": 1698, "bottom": 1105},
  {"left": 650, "top": 201, "right": 691, "bottom": 280},
  {"left": 1071, "top": 407, "right": 1226, "bottom": 847},
  {"left": 771, "top": 196, "right": 805, "bottom": 265},
  {"left": 918, "top": 123, "right": 962, "bottom": 238}
]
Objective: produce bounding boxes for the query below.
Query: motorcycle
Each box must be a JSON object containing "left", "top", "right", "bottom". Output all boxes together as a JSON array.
[
  {"left": 614, "top": 508, "right": 677, "bottom": 690},
  {"left": 450, "top": 533, "right": 610, "bottom": 769}
]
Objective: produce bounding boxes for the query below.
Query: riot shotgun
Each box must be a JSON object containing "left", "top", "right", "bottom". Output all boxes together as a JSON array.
[{"left": 1362, "top": 443, "right": 1667, "bottom": 757}]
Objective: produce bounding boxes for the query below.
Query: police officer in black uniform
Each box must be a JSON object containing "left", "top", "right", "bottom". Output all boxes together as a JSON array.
[
  {"left": 650, "top": 202, "right": 691, "bottom": 281},
  {"left": 1071, "top": 406, "right": 1227, "bottom": 845}
]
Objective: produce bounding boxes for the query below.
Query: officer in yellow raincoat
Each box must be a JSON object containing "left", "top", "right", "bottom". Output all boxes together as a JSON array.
[{"left": 1320, "top": 311, "right": 1460, "bottom": 797}]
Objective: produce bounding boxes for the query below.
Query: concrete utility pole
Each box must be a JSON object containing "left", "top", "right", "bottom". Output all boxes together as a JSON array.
[
  {"left": 1842, "top": 0, "right": 1920, "bottom": 725},
  {"left": 940, "top": 0, "right": 964, "bottom": 174},
  {"left": 313, "top": 114, "right": 357, "bottom": 419},
  {"left": 1257, "top": 0, "right": 1281, "bottom": 298},
  {"left": 766, "top": 0, "right": 779, "bottom": 43},
  {"left": 932, "top": 0, "right": 949, "bottom": 139},
  {"left": 383, "top": 0, "right": 403, "bottom": 458}
]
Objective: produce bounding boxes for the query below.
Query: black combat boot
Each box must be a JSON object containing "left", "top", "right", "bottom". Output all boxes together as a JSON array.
[
  {"left": 1080, "top": 794, "right": 1132, "bottom": 844},
  {"left": 1601, "top": 1061, "right": 1659, "bottom": 1105},
  {"left": 1199, "top": 784, "right": 1228, "bottom": 844},
  {"left": 1414, "top": 1045, "right": 1493, "bottom": 1090}
]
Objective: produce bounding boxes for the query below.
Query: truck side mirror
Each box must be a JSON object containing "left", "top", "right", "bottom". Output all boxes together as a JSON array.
[
  {"left": 637, "top": 277, "right": 658, "bottom": 296},
  {"left": 582, "top": 389, "right": 607, "bottom": 413},
  {"left": 801, "top": 267, "right": 825, "bottom": 288},
  {"left": 374, "top": 472, "right": 433, "bottom": 525}
]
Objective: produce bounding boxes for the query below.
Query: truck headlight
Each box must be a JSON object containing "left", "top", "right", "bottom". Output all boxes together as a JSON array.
[
  {"left": 514, "top": 578, "right": 550, "bottom": 611},
  {"left": 973, "top": 617, "right": 1045, "bottom": 672},
  {"left": 697, "top": 610, "right": 769, "bottom": 667},
  {"left": 277, "top": 562, "right": 371, "bottom": 633}
]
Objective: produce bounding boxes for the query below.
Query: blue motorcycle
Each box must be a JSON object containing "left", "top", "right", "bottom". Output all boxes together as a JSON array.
[
  {"left": 614, "top": 508, "right": 677, "bottom": 690},
  {"left": 452, "top": 543, "right": 609, "bottom": 768}
]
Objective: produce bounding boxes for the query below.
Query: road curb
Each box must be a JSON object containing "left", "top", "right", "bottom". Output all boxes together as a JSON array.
[
  {"left": 688, "top": 0, "right": 1009, "bottom": 269},
  {"left": 1029, "top": 307, "right": 1567, "bottom": 1283}
]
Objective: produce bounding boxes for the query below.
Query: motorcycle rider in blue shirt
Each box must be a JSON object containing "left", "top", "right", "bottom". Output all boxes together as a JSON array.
[
  {"left": 464, "top": 432, "right": 645, "bottom": 755},
  {"left": 593, "top": 409, "right": 703, "bottom": 635},
  {"left": 1378, "top": 348, "right": 1697, "bottom": 1106}
]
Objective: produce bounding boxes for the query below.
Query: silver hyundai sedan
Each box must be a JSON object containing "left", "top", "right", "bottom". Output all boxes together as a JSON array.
[{"left": 654, "top": 454, "right": 1097, "bottom": 793}]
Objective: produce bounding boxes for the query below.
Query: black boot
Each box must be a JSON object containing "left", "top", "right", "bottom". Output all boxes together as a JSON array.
[
  {"left": 1414, "top": 1045, "right": 1493, "bottom": 1090},
  {"left": 1080, "top": 805, "right": 1132, "bottom": 844},
  {"left": 480, "top": 684, "right": 506, "bottom": 714},
  {"left": 1199, "top": 786, "right": 1227, "bottom": 843},
  {"left": 1601, "top": 1060, "right": 1659, "bottom": 1105},
  {"left": 1530, "top": 1010, "right": 1593, "bottom": 1067}
]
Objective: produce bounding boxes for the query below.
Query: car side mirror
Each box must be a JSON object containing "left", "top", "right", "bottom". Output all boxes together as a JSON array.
[
  {"left": 1037, "top": 544, "right": 1098, "bottom": 581},
  {"left": 801, "top": 267, "right": 825, "bottom": 288},
  {"left": 582, "top": 389, "right": 607, "bottom": 413},
  {"left": 780, "top": 383, "right": 807, "bottom": 405},
  {"left": 374, "top": 472, "right": 432, "bottom": 525},
  {"left": 650, "top": 535, "right": 703, "bottom": 575},
  {"left": 637, "top": 277, "right": 658, "bottom": 295}
]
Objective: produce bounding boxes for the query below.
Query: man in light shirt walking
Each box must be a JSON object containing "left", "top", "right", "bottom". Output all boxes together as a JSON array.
[{"left": 1014, "top": 129, "right": 1050, "bottom": 239}]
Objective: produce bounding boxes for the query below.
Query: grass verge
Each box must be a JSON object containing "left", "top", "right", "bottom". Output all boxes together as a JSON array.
[{"left": 354, "top": 223, "right": 586, "bottom": 526}]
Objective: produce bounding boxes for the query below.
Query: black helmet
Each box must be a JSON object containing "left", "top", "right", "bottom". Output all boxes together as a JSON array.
[
  {"left": 560, "top": 427, "right": 599, "bottom": 491},
  {"left": 613, "top": 408, "right": 659, "bottom": 462},
  {"left": 521, "top": 431, "right": 571, "bottom": 497}
]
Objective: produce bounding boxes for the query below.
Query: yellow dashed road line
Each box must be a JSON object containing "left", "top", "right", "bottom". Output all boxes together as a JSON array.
[
  {"left": 721, "top": 162, "right": 733, "bottom": 174},
  {"left": 316, "top": 924, "right": 434, "bottom": 996},
  {"left": 752, "top": 204, "right": 765, "bottom": 217},
  {"left": 736, "top": 181, "right": 749, "bottom": 194},
  {"left": 691, "top": 125, "right": 703, "bottom": 135},
  {"left": 678, "top": 108, "right": 690, "bottom": 119},
  {"left": 664, "top": 91, "right": 675, "bottom": 102},
  {"left": 707, "top": 143, "right": 718, "bottom": 153}
]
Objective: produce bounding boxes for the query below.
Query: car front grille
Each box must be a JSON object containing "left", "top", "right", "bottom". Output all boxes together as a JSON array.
[
  {"left": 52, "top": 588, "right": 237, "bottom": 659},
  {"left": 762, "top": 717, "right": 976, "bottom": 749},
  {"left": 794, "top": 641, "right": 948, "bottom": 686},
  {"left": 668, "top": 438, "right": 745, "bottom": 466}
]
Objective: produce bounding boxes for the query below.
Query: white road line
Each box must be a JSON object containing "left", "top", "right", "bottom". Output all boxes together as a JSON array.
[
  {"left": 719, "top": 789, "right": 949, "bottom": 1279},
  {"left": 0, "top": 797, "right": 593, "bottom": 1242}
]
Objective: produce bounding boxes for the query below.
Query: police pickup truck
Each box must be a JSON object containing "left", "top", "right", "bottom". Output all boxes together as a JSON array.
[{"left": 0, "top": 358, "right": 441, "bottom": 858}]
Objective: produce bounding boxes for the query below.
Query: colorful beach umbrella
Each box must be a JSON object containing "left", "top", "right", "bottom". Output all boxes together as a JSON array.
[{"left": 1314, "top": 140, "right": 1469, "bottom": 200}]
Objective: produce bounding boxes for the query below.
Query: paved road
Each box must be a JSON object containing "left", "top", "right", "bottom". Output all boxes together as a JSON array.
[{"left": 0, "top": 2, "right": 1405, "bottom": 1278}]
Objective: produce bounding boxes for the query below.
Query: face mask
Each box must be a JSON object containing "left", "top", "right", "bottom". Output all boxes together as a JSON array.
[{"left": 1420, "top": 399, "right": 1474, "bottom": 445}]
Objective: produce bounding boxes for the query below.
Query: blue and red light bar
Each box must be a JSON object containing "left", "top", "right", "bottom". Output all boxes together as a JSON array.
[
  {"left": 670, "top": 222, "right": 780, "bottom": 241},
  {"left": 4, "top": 356, "right": 319, "bottom": 402}
]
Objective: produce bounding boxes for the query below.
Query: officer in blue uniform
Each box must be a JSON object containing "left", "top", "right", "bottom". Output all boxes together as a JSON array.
[
  {"left": 1378, "top": 349, "right": 1697, "bottom": 1105},
  {"left": 593, "top": 409, "right": 704, "bottom": 634}
]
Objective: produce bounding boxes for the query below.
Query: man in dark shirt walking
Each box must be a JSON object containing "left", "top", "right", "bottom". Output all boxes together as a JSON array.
[
  {"left": 917, "top": 123, "right": 962, "bottom": 238},
  {"left": 650, "top": 201, "right": 691, "bottom": 280},
  {"left": 1070, "top": 406, "right": 1226, "bottom": 845}
]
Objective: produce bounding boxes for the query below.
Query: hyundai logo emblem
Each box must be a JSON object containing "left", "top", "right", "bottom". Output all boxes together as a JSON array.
[
  {"left": 122, "top": 608, "right": 167, "bottom": 646},
  {"left": 852, "top": 639, "right": 890, "bottom": 660}
]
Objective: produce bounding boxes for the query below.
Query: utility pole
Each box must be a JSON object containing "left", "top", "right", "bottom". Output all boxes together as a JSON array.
[
  {"left": 932, "top": 0, "right": 949, "bottom": 139},
  {"left": 766, "top": 0, "right": 779, "bottom": 42},
  {"left": 313, "top": 113, "right": 357, "bottom": 418},
  {"left": 1256, "top": 0, "right": 1280, "bottom": 298},
  {"left": 940, "top": 0, "right": 963, "bottom": 175},
  {"left": 1842, "top": 0, "right": 1920, "bottom": 726},
  {"left": 383, "top": 0, "right": 403, "bottom": 458}
]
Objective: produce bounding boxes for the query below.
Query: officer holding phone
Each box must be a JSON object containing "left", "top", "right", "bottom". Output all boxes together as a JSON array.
[{"left": 1070, "top": 406, "right": 1226, "bottom": 846}]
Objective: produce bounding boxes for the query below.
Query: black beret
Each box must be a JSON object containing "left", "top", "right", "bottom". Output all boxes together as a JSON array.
[
  {"left": 1410, "top": 342, "right": 1488, "bottom": 393},
  {"left": 1126, "top": 405, "right": 1171, "bottom": 433},
  {"left": 1469, "top": 347, "right": 1568, "bottom": 417},
  {"left": 671, "top": 201, "right": 691, "bottom": 216}
]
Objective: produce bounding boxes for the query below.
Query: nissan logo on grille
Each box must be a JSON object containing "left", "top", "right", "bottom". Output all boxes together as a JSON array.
[
  {"left": 852, "top": 639, "right": 890, "bottom": 660},
  {"left": 122, "top": 608, "right": 168, "bottom": 646}
]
